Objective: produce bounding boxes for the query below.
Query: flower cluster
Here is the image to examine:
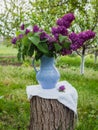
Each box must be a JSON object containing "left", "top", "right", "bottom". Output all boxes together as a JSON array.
[
  {"left": 12, "top": 13, "right": 95, "bottom": 61},
  {"left": 51, "top": 13, "right": 95, "bottom": 55},
  {"left": 51, "top": 13, "right": 75, "bottom": 40},
  {"left": 69, "top": 30, "right": 95, "bottom": 51},
  {"left": 56, "top": 13, "right": 75, "bottom": 28}
]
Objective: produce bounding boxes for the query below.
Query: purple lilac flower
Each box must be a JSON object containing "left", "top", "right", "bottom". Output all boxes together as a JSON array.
[
  {"left": 57, "top": 13, "right": 75, "bottom": 28},
  {"left": 47, "top": 37, "right": 57, "bottom": 50},
  {"left": 56, "top": 18, "right": 63, "bottom": 26},
  {"left": 62, "top": 13, "right": 75, "bottom": 22},
  {"left": 69, "top": 30, "right": 95, "bottom": 51},
  {"left": 87, "top": 30, "right": 95, "bottom": 38},
  {"left": 78, "top": 30, "right": 95, "bottom": 42},
  {"left": 51, "top": 27, "right": 59, "bottom": 35},
  {"left": 77, "top": 38, "right": 84, "bottom": 46},
  {"left": 40, "top": 31, "right": 50, "bottom": 40},
  {"left": 70, "top": 44, "right": 78, "bottom": 51},
  {"left": 18, "top": 34, "right": 24, "bottom": 39},
  {"left": 59, "top": 85, "right": 65, "bottom": 92},
  {"left": 61, "top": 48, "right": 72, "bottom": 55},
  {"left": 33, "top": 25, "right": 40, "bottom": 33},
  {"left": 62, "top": 21, "right": 71, "bottom": 29},
  {"left": 11, "top": 37, "right": 17, "bottom": 44},
  {"left": 69, "top": 33, "right": 80, "bottom": 50},
  {"left": 52, "top": 26, "right": 68, "bottom": 40},
  {"left": 48, "top": 36, "right": 57, "bottom": 43},
  {"left": 69, "top": 33, "right": 84, "bottom": 50},
  {"left": 52, "top": 26, "right": 68, "bottom": 35},
  {"left": 25, "top": 29, "right": 30, "bottom": 34},
  {"left": 58, "top": 26, "right": 68, "bottom": 35},
  {"left": 66, "top": 50, "right": 72, "bottom": 54},
  {"left": 54, "top": 33, "right": 59, "bottom": 40},
  {"left": 69, "top": 32, "right": 78, "bottom": 43},
  {"left": 33, "top": 25, "right": 51, "bottom": 40},
  {"left": 20, "top": 24, "right": 25, "bottom": 30},
  {"left": 40, "top": 31, "right": 46, "bottom": 40}
]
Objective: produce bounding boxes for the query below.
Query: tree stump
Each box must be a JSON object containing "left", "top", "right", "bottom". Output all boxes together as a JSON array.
[{"left": 29, "top": 96, "right": 75, "bottom": 130}]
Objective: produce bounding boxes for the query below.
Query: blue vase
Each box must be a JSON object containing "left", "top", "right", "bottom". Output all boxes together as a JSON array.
[{"left": 33, "top": 55, "right": 60, "bottom": 89}]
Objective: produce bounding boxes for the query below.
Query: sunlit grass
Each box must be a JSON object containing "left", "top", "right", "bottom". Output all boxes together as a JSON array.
[{"left": 0, "top": 44, "right": 17, "bottom": 56}]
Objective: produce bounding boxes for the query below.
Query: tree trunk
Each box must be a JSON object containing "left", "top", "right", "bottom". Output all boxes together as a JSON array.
[
  {"left": 80, "top": 54, "right": 85, "bottom": 75},
  {"left": 80, "top": 46, "right": 85, "bottom": 75},
  {"left": 29, "top": 96, "right": 75, "bottom": 130},
  {"left": 94, "top": 50, "right": 98, "bottom": 64}
]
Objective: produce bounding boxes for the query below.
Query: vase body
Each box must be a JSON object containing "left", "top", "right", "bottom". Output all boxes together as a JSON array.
[{"left": 36, "top": 55, "right": 60, "bottom": 89}]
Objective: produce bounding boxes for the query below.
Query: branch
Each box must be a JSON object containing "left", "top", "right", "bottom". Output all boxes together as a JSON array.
[
  {"left": 76, "top": 50, "right": 82, "bottom": 56},
  {"left": 91, "top": 18, "right": 98, "bottom": 31}
]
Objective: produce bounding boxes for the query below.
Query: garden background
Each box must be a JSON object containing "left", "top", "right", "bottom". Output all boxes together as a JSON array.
[{"left": 0, "top": 0, "right": 98, "bottom": 130}]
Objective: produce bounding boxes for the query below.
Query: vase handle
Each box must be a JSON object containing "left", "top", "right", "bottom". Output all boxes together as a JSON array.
[{"left": 32, "top": 58, "right": 39, "bottom": 73}]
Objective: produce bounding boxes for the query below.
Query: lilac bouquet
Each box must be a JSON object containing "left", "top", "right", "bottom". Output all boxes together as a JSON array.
[{"left": 12, "top": 13, "right": 95, "bottom": 60}]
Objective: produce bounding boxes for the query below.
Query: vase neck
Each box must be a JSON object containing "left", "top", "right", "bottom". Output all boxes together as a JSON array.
[{"left": 40, "top": 55, "right": 54, "bottom": 68}]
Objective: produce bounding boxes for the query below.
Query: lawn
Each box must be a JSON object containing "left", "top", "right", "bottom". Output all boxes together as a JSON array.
[
  {"left": 0, "top": 44, "right": 22, "bottom": 66},
  {"left": 0, "top": 45, "right": 98, "bottom": 130},
  {"left": 0, "top": 44, "right": 17, "bottom": 56}
]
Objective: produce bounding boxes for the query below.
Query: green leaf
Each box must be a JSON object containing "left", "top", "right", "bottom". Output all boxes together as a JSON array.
[
  {"left": 40, "top": 39, "right": 48, "bottom": 43},
  {"left": 28, "top": 35, "right": 40, "bottom": 46},
  {"left": 37, "top": 43, "right": 49, "bottom": 54},
  {"left": 16, "top": 31, "right": 21, "bottom": 36},
  {"left": 59, "top": 35, "right": 72, "bottom": 49},
  {"left": 54, "top": 43, "right": 62, "bottom": 52},
  {"left": 28, "top": 44, "right": 35, "bottom": 57},
  {"left": 22, "top": 36, "right": 30, "bottom": 46},
  {"left": 35, "top": 51, "right": 43, "bottom": 61},
  {"left": 59, "top": 35, "right": 67, "bottom": 43},
  {"left": 63, "top": 40, "right": 71, "bottom": 49},
  {"left": 16, "top": 30, "right": 24, "bottom": 36}
]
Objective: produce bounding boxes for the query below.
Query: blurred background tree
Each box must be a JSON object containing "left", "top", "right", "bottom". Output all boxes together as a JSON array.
[{"left": 0, "top": 0, "right": 98, "bottom": 73}]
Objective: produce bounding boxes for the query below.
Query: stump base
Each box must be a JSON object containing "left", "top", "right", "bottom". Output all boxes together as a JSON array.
[{"left": 29, "top": 96, "right": 75, "bottom": 130}]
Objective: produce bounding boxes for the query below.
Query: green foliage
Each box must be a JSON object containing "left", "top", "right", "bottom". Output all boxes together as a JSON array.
[
  {"left": 59, "top": 35, "right": 67, "bottom": 43},
  {"left": 0, "top": 0, "right": 31, "bottom": 38},
  {"left": 54, "top": 43, "right": 62, "bottom": 52},
  {"left": 37, "top": 42, "right": 49, "bottom": 54},
  {"left": 0, "top": 0, "right": 98, "bottom": 41},
  {"left": 29, "top": 32, "right": 40, "bottom": 45}
]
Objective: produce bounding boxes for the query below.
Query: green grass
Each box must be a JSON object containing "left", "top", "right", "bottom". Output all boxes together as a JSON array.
[
  {"left": 0, "top": 66, "right": 37, "bottom": 130},
  {"left": 0, "top": 45, "right": 98, "bottom": 130},
  {"left": 0, "top": 44, "right": 17, "bottom": 56},
  {"left": 0, "top": 45, "right": 23, "bottom": 65}
]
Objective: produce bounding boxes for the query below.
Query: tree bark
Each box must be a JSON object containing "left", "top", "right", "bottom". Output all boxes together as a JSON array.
[
  {"left": 80, "top": 45, "right": 85, "bottom": 75},
  {"left": 29, "top": 96, "right": 75, "bottom": 130},
  {"left": 94, "top": 50, "right": 98, "bottom": 64},
  {"left": 80, "top": 54, "right": 85, "bottom": 75}
]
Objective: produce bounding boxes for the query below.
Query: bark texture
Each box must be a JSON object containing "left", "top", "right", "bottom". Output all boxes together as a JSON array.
[
  {"left": 94, "top": 50, "right": 98, "bottom": 64},
  {"left": 80, "top": 54, "right": 85, "bottom": 75},
  {"left": 29, "top": 96, "right": 75, "bottom": 130}
]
